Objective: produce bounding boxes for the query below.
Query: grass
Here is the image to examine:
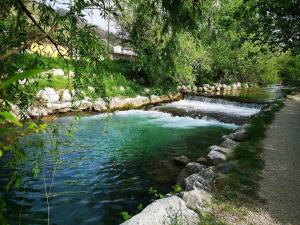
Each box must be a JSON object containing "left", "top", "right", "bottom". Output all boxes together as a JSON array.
[
  {"left": 15, "top": 54, "right": 177, "bottom": 99},
  {"left": 213, "top": 100, "right": 285, "bottom": 204}
]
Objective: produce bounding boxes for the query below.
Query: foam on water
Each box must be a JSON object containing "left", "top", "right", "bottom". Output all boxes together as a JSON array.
[
  {"left": 162, "top": 99, "right": 261, "bottom": 117},
  {"left": 96, "top": 110, "right": 239, "bottom": 129}
]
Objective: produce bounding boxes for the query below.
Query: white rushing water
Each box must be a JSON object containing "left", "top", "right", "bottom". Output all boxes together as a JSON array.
[
  {"left": 161, "top": 99, "right": 261, "bottom": 117},
  {"left": 99, "top": 110, "right": 239, "bottom": 129}
]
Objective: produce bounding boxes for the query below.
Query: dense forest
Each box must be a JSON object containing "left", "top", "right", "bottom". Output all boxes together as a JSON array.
[{"left": 0, "top": 0, "right": 300, "bottom": 224}]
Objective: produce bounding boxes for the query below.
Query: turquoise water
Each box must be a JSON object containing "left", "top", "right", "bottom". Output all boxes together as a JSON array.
[{"left": 1, "top": 110, "right": 237, "bottom": 225}]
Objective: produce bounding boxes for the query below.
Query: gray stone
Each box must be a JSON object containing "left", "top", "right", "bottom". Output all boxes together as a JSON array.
[
  {"left": 225, "top": 129, "right": 248, "bottom": 141},
  {"left": 121, "top": 196, "right": 198, "bottom": 225},
  {"left": 46, "top": 102, "right": 72, "bottom": 112},
  {"left": 220, "top": 138, "right": 239, "bottom": 149},
  {"left": 208, "top": 145, "right": 233, "bottom": 156},
  {"left": 173, "top": 155, "right": 190, "bottom": 166},
  {"left": 177, "top": 162, "right": 206, "bottom": 186},
  {"left": 196, "top": 157, "right": 208, "bottom": 165},
  {"left": 207, "top": 150, "right": 226, "bottom": 165},
  {"left": 179, "top": 189, "right": 211, "bottom": 212},
  {"left": 182, "top": 167, "right": 216, "bottom": 191}
]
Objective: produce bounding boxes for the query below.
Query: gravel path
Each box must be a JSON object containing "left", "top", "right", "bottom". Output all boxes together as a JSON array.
[{"left": 260, "top": 95, "right": 300, "bottom": 225}]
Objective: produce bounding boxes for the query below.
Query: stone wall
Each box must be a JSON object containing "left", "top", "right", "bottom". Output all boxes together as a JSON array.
[{"left": 12, "top": 87, "right": 183, "bottom": 119}]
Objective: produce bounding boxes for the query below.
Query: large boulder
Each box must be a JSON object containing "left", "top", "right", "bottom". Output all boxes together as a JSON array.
[
  {"left": 177, "top": 162, "right": 206, "bottom": 186},
  {"left": 121, "top": 196, "right": 198, "bottom": 225},
  {"left": 37, "top": 87, "right": 60, "bottom": 103},
  {"left": 236, "top": 82, "right": 242, "bottom": 89},
  {"left": 179, "top": 189, "right": 211, "bottom": 212},
  {"left": 182, "top": 167, "right": 216, "bottom": 191},
  {"left": 207, "top": 150, "right": 226, "bottom": 165},
  {"left": 220, "top": 138, "right": 238, "bottom": 149}
]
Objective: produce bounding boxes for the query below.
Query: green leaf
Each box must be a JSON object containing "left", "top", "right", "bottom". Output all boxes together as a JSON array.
[{"left": 0, "top": 111, "right": 22, "bottom": 127}]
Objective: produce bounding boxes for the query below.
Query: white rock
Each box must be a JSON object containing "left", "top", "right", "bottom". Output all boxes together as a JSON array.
[
  {"left": 37, "top": 87, "right": 60, "bottom": 103},
  {"left": 73, "top": 100, "right": 93, "bottom": 110},
  {"left": 150, "top": 95, "right": 162, "bottom": 104},
  {"left": 231, "top": 83, "right": 237, "bottom": 90},
  {"left": 27, "top": 106, "right": 50, "bottom": 117},
  {"left": 61, "top": 89, "right": 72, "bottom": 102},
  {"left": 49, "top": 69, "right": 64, "bottom": 76},
  {"left": 208, "top": 145, "right": 233, "bottom": 156},
  {"left": 121, "top": 196, "right": 198, "bottom": 225},
  {"left": 207, "top": 150, "right": 226, "bottom": 165},
  {"left": 94, "top": 99, "right": 108, "bottom": 112},
  {"left": 236, "top": 82, "right": 242, "bottom": 89},
  {"left": 180, "top": 189, "right": 211, "bottom": 212},
  {"left": 46, "top": 102, "right": 72, "bottom": 112}
]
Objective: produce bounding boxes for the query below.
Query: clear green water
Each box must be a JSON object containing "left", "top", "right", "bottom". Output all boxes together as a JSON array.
[{"left": 1, "top": 110, "right": 237, "bottom": 225}]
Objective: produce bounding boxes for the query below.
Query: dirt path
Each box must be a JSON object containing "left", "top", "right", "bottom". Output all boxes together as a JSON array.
[{"left": 260, "top": 95, "right": 300, "bottom": 225}]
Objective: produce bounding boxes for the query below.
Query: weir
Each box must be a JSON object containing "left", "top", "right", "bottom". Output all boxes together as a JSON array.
[
  {"left": 0, "top": 93, "right": 266, "bottom": 225},
  {"left": 154, "top": 95, "right": 262, "bottom": 125}
]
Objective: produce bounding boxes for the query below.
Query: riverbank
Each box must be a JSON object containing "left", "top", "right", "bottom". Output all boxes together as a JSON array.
[{"left": 121, "top": 91, "right": 288, "bottom": 225}]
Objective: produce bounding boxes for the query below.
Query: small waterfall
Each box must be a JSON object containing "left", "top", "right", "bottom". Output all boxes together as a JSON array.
[
  {"left": 185, "top": 95, "right": 264, "bottom": 109},
  {"left": 154, "top": 95, "right": 263, "bottom": 125}
]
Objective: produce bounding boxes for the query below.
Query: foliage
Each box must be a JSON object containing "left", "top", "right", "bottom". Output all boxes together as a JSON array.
[
  {"left": 277, "top": 52, "right": 300, "bottom": 86},
  {"left": 238, "top": 0, "right": 300, "bottom": 52}
]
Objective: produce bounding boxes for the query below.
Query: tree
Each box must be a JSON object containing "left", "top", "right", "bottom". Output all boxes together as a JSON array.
[{"left": 238, "top": 0, "right": 300, "bottom": 52}]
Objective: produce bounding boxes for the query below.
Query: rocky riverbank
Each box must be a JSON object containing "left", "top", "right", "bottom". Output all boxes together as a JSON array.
[
  {"left": 10, "top": 87, "right": 183, "bottom": 119},
  {"left": 11, "top": 82, "right": 252, "bottom": 119},
  {"left": 121, "top": 101, "right": 278, "bottom": 225}
]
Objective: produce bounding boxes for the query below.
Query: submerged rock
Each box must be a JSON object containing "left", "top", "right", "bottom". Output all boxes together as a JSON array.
[
  {"left": 121, "top": 196, "right": 198, "bottom": 225},
  {"left": 173, "top": 155, "right": 190, "bottom": 166}
]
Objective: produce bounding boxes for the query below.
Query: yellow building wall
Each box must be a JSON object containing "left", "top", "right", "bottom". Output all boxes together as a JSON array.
[{"left": 30, "top": 42, "right": 68, "bottom": 57}]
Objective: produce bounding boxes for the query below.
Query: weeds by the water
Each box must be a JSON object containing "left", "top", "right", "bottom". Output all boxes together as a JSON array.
[{"left": 214, "top": 101, "right": 284, "bottom": 204}]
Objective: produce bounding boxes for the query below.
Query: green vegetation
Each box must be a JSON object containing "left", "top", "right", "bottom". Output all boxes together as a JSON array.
[
  {"left": 214, "top": 101, "right": 285, "bottom": 203},
  {"left": 0, "top": 0, "right": 299, "bottom": 224}
]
